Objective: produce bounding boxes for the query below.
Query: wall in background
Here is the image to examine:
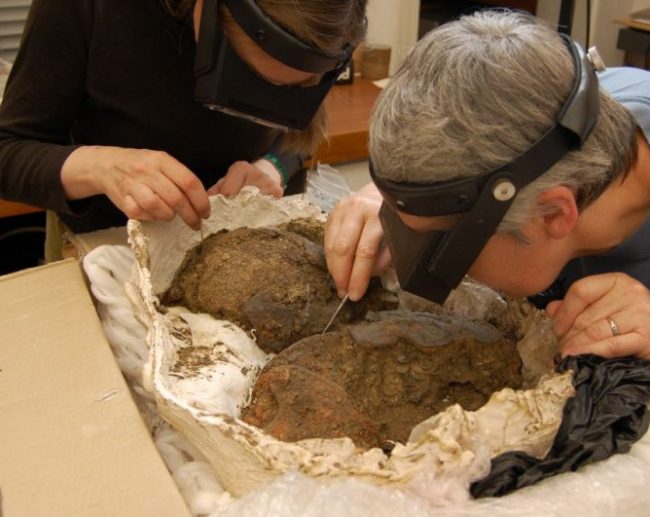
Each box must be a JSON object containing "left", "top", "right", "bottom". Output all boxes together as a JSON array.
[
  {"left": 365, "top": 0, "right": 421, "bottom": 75},
  {"left": 368, "top": 0, "right": 648, "bottom": 72},
  {"left": 533, "top": 0, "right": 645, "bottom": 67},
  {"left": 345, "top": 0, "right": 650, "bottom": 192}
]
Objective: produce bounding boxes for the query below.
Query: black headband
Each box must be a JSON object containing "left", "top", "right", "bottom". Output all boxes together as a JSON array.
[
  {"left": 371, "top": 33, "right": 600, "bottom": 217},
  {"left": 372, "top": 34, "right": 601, "bottom": 304},
  {"left": 223, "top": 0, "right": 353, "bottom": 73}
]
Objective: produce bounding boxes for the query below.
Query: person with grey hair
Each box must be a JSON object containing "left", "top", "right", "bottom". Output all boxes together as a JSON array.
[{"left": 325, "top": 10, "right": 650, "bottom": 360}]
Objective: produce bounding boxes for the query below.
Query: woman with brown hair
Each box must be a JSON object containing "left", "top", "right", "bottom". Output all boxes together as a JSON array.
[{"left": 0, "top": 0, "right": 367, "bottom": 234}]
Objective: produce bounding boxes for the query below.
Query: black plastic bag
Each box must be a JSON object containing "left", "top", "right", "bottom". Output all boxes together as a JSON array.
[{"left": 471, "top": 354, "right": 650, "bottom": 497}]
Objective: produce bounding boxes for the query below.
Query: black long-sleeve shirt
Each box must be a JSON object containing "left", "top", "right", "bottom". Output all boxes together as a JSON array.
[{"left": 0, "top": 0, "right": 303, "bottom": 232}]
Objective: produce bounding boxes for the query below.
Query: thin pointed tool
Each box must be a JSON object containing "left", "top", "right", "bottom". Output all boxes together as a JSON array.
[{"left": 322, "top": 293, "right": 349, "bottom": 334}]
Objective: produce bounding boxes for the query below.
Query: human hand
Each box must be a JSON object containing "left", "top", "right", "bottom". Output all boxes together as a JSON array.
[
  {"left": 207, "top": 158, "right": 284, "bottom": 199},
  {"left": 61, "top": 146, "right": 210, "bottom": 230},
  {"left": 546, "top": 272, "right": 650, "bottom": 360},
  {"left": 324, "top": 183, "right": 391, "bottom": 301}
]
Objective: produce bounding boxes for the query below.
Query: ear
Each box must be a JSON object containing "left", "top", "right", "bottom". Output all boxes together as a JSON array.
[{"left": 536, "top": 186, "right": 579, "bottom": 239}]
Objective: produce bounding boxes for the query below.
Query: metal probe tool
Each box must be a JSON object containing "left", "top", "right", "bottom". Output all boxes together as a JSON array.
[{"left": 322, "top": 293, "right": 349, "bottom": 334}]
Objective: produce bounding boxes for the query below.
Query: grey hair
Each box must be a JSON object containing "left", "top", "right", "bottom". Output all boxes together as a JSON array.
[{"left": 370, "top": 10, "right": 637, "bottom": 236}]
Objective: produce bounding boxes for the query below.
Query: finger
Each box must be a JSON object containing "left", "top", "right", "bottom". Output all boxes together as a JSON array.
[
  {"left": 253, "top": 163, "right": 284, "bottom": 198},
  {"left": 372, "top": 245, "right": 392, "bottom": 277},
  {"left": 240, "top": 166, "right": 283, "bottom": 197},
  {"left": 348, "top": 217, "right": 385, "bottom": 301},
  {"left": 218, "top": 162, "right": 248, "bottom": 198},
  {"left": 129, "top": 171, "right": 200, "bottom": 229},
  {"left": 245, "top": 175, "right": 283, "bottom": 198},
  {"left": 207, "top": 178, "right": 225, "bottom": 196},
  {"left": 545, "top": 300, "right": 562, "bottom": 319},
  {"left": 324, "top": 210, "right": 354, "bottom": 298},
  {"left": 562, "top": 333, "right": 648, "bottom": 360},
  {"left": 562, "top": 296, "right": 624, "bottom": 340},
  {"left": 121, "top": 194, "right": 155, "bottom": 222},
  {"left": 129, "top": 183, "right": 176, "bottom": 221},
  {"left": 140, "top": 171, "right": 206, "bottom": 223},
  {"left": 324, "top": 195, "right": 383, "bottom": 298},
  {"left": 252, "top": 157, "right": 283, "bottom": 188},
  {"left": 219, "top": 173, "right": 246, "bottom": 198},
  {"left": 159, "top": 156, "right": 210, "bottom": 219},
  {"left": 552, "top": 274, "right": 620, "bottom": 335},
  {"left": 559, "top": 312, "right": 629, "bottom": 351}
]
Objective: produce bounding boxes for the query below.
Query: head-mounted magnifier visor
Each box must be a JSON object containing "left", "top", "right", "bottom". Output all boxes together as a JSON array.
[
  {"left": 194, "top": 0, "right": 356, "bottom": 131},
  {"left": 372, "top": 34, "right": 600, "bottom": 304}
]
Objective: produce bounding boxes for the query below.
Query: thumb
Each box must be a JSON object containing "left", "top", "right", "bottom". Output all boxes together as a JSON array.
[
  {"left": 545, "top": 299, "right": 562, "bottom": 319},
  {"left": 372, "top": 246, "right": 392, "bottom": 277},
  {"left": 207, "top": 178, "right": 224, "bottom": 196}
]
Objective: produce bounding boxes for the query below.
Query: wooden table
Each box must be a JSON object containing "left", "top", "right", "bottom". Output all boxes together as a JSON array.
[
  {"left": 311, "top": 77, "right": 382, "bottom": 165},
  {"left": 0, "top": 78, "right": 381, "bottom": 219},
  {"left": 614, "top": 16, "right": 650, "bottom": 33},
  {"left": 0, "top": 199, "right": 41, "bottom": 218}
]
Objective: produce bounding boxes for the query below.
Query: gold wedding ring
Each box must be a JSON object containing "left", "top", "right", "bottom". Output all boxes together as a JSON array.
[{"left": 607, "top": 318, "right": 620, "bottom": 337}]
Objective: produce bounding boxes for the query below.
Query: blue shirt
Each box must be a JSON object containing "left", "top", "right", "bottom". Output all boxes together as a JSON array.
[{"left": 530, "top": 67, "right": 650, "bottom": 308}]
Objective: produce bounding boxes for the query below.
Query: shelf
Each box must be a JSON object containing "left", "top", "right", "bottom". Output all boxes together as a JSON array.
[
  {"left": 0, "top": 199, "right": 42, "bottom": 219},
  {"left": 312, "top": 77, "right": 382, "bottom": 164},
  {"left": 614, "top": 16, "right": 650, "bottom": 33}
]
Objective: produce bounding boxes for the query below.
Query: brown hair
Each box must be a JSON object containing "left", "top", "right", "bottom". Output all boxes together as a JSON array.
[{"left": 164, "top": 0, "right": 368, "bottom": 154}]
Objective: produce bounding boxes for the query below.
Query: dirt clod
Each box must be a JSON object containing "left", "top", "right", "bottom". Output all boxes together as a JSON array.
[{"left": 241, "top": 315, "right": 522, "bottom": 450}]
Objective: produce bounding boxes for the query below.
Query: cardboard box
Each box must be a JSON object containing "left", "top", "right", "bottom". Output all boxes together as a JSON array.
[
  {"left": 62, "top": 225, "right": 128, "bottom": 259},
  {"left": 0, "top": 259, "right": 191, "bottom": 517}
]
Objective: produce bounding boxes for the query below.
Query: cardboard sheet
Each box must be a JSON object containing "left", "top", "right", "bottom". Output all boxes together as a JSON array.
[
  {"left": 63, "top": 225, "right": 128, "bottom": 258},
  {"left": 0, "top": 259, "right": 190, "bottom": 517}
]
